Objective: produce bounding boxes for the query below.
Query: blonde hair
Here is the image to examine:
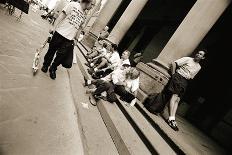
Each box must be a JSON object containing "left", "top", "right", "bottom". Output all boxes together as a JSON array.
[{"left": 127, "top": 67, "right": 140, "bottom": 80}]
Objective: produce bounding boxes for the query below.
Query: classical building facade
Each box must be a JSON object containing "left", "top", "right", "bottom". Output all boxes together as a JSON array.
[{"left": 84, "top": 0, "right": 232, "bottom": 151}]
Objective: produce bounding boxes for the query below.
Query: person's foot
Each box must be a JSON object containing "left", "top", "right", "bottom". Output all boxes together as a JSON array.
[
  {"left": 89, "top": 95, "right": 98, "bottom": 106},
  {"left": 167, "top": 120, "right": 179, "bottom": 131},
  {"left": 130, "top": 98, "right": 137, "bottom": 106},
  {"left": 87, "top": 68, "right": 94, "bottom": 75},
  {"left": 84, "top": 62, "right": 90, "bottom": 67},
  {"left": 83, "top": 76, "right": 88, "bottom": 87},
  {"left": 92, "top": 73, "right": 100, "bottom": 79},
  {"left": 41, "top": 65, "right": 48, "bottom": 73},
  {"left": 49, "top": 67, "right": 56, "bottom": 80}
]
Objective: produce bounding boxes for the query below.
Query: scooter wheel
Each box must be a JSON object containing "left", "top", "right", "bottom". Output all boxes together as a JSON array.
[{"left": 33, "top": 69, "right": 37, "bottom": 76}]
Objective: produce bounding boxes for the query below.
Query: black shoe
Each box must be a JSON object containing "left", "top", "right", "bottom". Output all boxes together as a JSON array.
[
  {"left": 87, "top": 68, "right": 94, "bottom": 75},
  {"left": 83, "top": 76, "right": 88, "bottom": 87},
  {"left": 167, "top": 120, "right": 179, "bottom": 131},
  {"left": 49, "top": 68, "right": 56, "bottom": 80},
  {"left": 89, "top": 95, "right": 98, "bottom": 106},
  {"left": 41, "top": 66, "right": 48, "bottom": 73},
  {"left": 84, "top": 62, "right": 90, "bottom": 68}
]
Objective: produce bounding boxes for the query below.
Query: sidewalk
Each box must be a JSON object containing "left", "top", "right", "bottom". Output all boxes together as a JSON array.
[{"left": 0, "top": 6, "right": 84, "bottom": 155}]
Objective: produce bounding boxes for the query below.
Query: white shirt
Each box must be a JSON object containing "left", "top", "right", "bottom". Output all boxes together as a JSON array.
[
  {"left": 125, "top": 78, "right": 139, "bottom": 93},
  {"left": 121, "top": 59, "right": 130, "bottom": 66},
  {"left": 109, "top": 51, "right": 120, "bottom": 68},
  {"left": 102, "top": 68, "right": 126, "bottom": 84},
  {"left": 78, "top": 34, "right": 84, "bottom": 42},
  {"left": 56, "top": 2, "right": 86, "bottom": 40},
  {"left": 175, "top": 57, "right": 201, "bottom": 79},
  {"left": 115, "top": 59, "right": 130, "bottom": 69}
]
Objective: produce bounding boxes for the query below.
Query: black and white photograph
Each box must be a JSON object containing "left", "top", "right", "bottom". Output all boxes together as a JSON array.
[{"left": 0, "top": 0, "right": 231, "bottom": 154}]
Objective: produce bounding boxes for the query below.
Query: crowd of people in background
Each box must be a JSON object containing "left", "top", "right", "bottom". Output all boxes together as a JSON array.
[{"left": 83, "top": 36, "right": 140, "bottom": 107}]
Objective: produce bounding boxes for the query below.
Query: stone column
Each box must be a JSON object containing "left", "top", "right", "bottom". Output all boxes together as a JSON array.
[
  {"left": 137, "top": 0, "right": 231, "bottom": 96},
  {"left": 84, "top": 0, "right": 122, "bottom": 47},
  {"left": 83, "top": 0, "right": 102, "bottom": 30},
  {"left": 156, "top": 0, "right": 231, "bottom": 66},
  {"left": 107, "top": 0, "right": 148, "bottom": 45}
]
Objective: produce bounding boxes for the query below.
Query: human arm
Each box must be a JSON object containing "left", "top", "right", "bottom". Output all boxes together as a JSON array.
[
  {"left": 50, "top": 11, "right": 66, "bottom": 32},
  {"left": 170, "top": 62, "right": 177, "bottom": 75},
  {"left": 92, "top": 54, "right": 103, "bottom": 61},
  {"left": 49, "top": 2, "right": 73, "bottom": 32}
]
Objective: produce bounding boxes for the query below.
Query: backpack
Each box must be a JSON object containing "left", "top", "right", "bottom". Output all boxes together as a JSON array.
[{"left": 143, "top": 93, "right": 169, "bottom": 114}]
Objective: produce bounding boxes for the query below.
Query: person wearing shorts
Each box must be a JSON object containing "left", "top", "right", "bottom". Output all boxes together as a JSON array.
[{"left": 167, "top": 50, "right": 206, "bottom": 131}]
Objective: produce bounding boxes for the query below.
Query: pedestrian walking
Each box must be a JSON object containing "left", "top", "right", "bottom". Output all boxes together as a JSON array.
[{"left": 41, "top": 0, "right": 94, "bottom": 79}]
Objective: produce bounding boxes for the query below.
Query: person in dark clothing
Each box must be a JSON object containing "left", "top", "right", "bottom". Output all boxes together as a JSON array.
[
  {"left": 144, "top": 50, "right": 206, "bottom": 131},
  {"left": 41, "top": 0, "right": 94, "bottom": 79},
  {"left": 86, "top": 64, "right": 131, "bottom": 106}
]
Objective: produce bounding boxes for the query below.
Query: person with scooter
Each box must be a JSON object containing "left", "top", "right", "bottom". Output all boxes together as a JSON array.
[{"left": 41, "top": 0, "right": 94, "bottom": 79}]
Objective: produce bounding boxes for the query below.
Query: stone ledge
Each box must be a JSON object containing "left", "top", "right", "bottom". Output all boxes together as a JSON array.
[
  {"left": 75, "top": 46, "right": 151, "bottom": 155},
  {"left": 68, "top": 47, "right": 119, "bottom": 155}
]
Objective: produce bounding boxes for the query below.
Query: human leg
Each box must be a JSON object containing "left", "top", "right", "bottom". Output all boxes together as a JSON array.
[
  {"left": 115, "top": 85, "right": 136, "bottom": 105},
  {"left": 169, "top": 94, "right": 180, "bottom": 120},
  {"left": 95, "top": 58, "right": 107, "bottom": 70},
  {"left": 168, "top": 94, "right": 180, "bottom": 131},
  {"left": 42, "top": 32, "right": 62, "bottom": 70}
]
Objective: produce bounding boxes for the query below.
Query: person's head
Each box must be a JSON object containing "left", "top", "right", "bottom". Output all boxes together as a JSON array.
[
  {"left": 120, "top": 64, "right": 131, "bottom": 71},
  {"left": 121, "top": 50, "right": 130, "bottom": 60},
  {"left": 129, "top": 68, "right": 140, "bottom": 80},
  {"left": 81, "top": 31, "right": 85, "bottom": 35},
  {"left": 104, "top": 26, "right": 109, "bottom": 31},
  {"left": 80, "top": 0, "right": 94, "bottom": 10},
  {"left": 194, "top": 50, "right": 206, "bottom": 62},
  {"left": 102, "top": 43, "right": 107, "bottom": 48},
  {"left": 111, "top": 44, "right": 118, "bottom": 51}
]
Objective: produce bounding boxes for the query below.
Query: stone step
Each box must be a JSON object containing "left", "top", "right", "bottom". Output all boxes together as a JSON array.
[
  {"left": 75, "top": 42, "right": 183, "bottom": 154},
  {"left": 135, "top": 100, "right": 187, "bottom": 155},
  {"left": 75, "top": 46, "right": 151, "bottom": 155},
  {"left": 115, "top": 99, "right": 176, "bottom": 155},
  {"left": 98, "top": 100, "right": 151, "bottom": 155},
  {"left": 68, "top": 46, "right": 119, "bottom": 155},
  {"left": 76, "top": 39, "right": 227, "bottom": 155}
]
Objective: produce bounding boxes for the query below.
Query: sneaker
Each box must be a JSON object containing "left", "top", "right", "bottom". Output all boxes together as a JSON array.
[
  {"left": 167, "top": 120, "right": 179, "bottom": 131},
  {"left": 49, "top": 68, "right": 56, "bottom": 80},
  {"left": 41, "top": 65, "right": 48, "bottom": 73},
  {"left": 130, "top": 98, "right": 137, "bottom": 107},
  {"left": 83, "top": 77, "right": 88, "bottom": 87},
  {"left": 89, "top": 95, "right": 98, "bottom": 106}
]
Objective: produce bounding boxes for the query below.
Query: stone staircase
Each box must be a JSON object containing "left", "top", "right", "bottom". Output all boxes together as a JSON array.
[{"left": 72, "top": 42, "right": 227, "bottom": 155}]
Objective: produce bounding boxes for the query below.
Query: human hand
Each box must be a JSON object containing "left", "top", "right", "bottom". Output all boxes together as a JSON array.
[{"left": 49, "top": 28, "right": 55, "bottom": 34}]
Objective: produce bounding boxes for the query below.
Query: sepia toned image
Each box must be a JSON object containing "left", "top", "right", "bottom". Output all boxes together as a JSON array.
[{"left": 0, "top": 0, "right": 231, "bottom": 155}]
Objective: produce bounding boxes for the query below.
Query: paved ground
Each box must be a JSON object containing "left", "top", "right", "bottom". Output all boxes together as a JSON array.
[{"left": 0, "top": 6, "right": 84, "bottom": 155}]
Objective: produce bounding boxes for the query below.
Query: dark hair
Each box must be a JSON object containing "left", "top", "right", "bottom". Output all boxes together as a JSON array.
[
  {"left": 111, "top": 44, "right": 118, "bottom": 50},
  {"left": 81, "top": 31, "right": 85, "bottom": 35},
  {"left": 81, "top": 0, "right": 92, "bottom": 3},
  {"left": 102, "top": 43, "right": 107, "bottom": 48},
  {"left": 97, "top": 38, "right": 103, "bottom": 41},
  {"left": 122, "top": 64, "right": 130, "bottom": 68},
  {"left": 200, "top": 49, "right": 207, "bottom": 54}
]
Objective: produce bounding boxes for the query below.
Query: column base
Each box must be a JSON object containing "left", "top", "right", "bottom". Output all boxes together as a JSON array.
[
  {"left": 137, "top": 62, "right": 171, "bottom": 120},
  {"left": 136, "top": 62, "right": 170, "bottom": 95}
]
